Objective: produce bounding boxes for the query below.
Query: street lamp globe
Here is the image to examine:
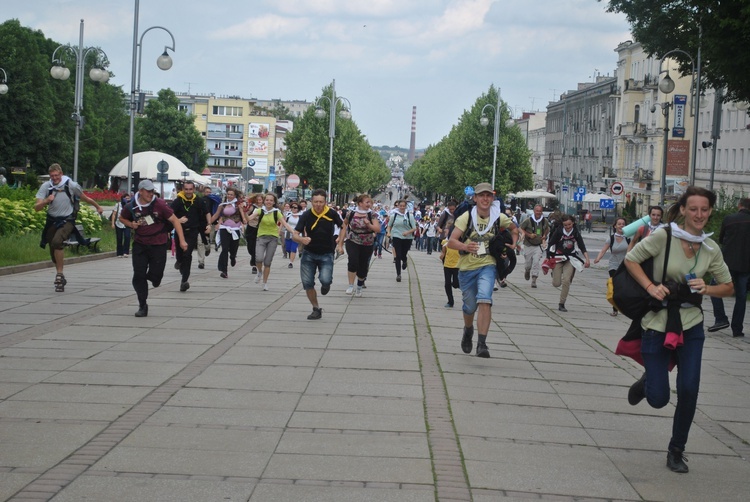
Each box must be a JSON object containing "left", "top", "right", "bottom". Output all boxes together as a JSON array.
[
  {"left": 156, "top": 51, "right": 173, "bottom": 71},
  {"left": 737, "top": 101, "right": 750, "bottom": 111},
  {"left": 89, "top": 67, "right": 109, "bottom": 83},
  {"left": 339, "top": 108, "right": 351, "bottom": 120},
  {"left": 480, "top": 115, "right": 490, "bottom": 127},
  {"left": 659, "top": 73, "right": 676, "bottom": 94},
  {"left": 50, "top": 65, "right": 68, "bottom": 80},
  {"left": 0, "top": 83, "right": 7, "bottom": 95},
  {"left": 314, "top": 107, "right": 326, "bottom": 119}
]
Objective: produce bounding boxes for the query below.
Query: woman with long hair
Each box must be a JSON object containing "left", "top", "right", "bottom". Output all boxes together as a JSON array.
[
  {"left": 341, "top": 194, "right": 381, "bottom": 296},
  {"left": 210, "top": 187, "right": 247, "bottom": 279},
  {"left": 245, "top": 193, "right": 264, "bottom": 274},
  {"left": 624, "top": 186, "right": 733, "bottom": 473},
  {"left": 386, "top": 200, "right": 416, "bottom": 282},
  {"left": 594, "top": 216, "right": 629, "bottom": 316},
  {"left": 250, "top": 193, "right": 294, "bottom": 291},
  {"left": 284, "top": 202, "right": 302, "bottom": 268},
  {"left": 546, "top": 214, "right": 591, "bottom": 312}
]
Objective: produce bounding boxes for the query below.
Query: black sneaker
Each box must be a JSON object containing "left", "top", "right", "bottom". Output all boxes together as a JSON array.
[
  {"left": 231, "top": 257, "right": 236, "bottom": 267},
  {"left": 205, "top": 247, "right": 210, "bottom": 256},
  {"left": 180, "top": 282, "right": 190, "bottom": 292},
  {"left": 707, "top": 321, "right": 729, "bottom": 332},
  {"left": 174, "top": 261, "right": 181, "bottom": 270},
  {"left": 307, "top": 307, "right": 322, "bottom": 320},
  {"left": 402, "top": 261, "right": 407, "bottom": 270},
  {"left": 396, "top": 275, "right": 402, "bottom": 282},
  {"left": 321, "top": 284, "right": 330, "bottom": 296},
  {"left": 476, "top": 342, "right": 490, "bottom": 358},
  {"left": 558, "top": 303, "right": 567, "bottom": 312},
  {"left": 198, "top": 263, "right": 205, "bottom": 269},
  {"left": 733, "top": 332, "right": 745, "bottom": 338},
  {"left": 252, "top": 266, "right": 258, "bottom": 274},
  {"left": 666, "top": 448, "right": 689, "bottom": 473},
  {"left": 135, "top": 305, "right": 148, "bottom": 317},
  {"left": 461, "top": 326, "right": 474, "bottom": 354},
  {"left": 628, "top": 373, "right": 646, "bottom": 405}
]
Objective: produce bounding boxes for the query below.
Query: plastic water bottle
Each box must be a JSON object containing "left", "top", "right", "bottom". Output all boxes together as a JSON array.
[{"left": 623, "top": 215, "right": 650, "bottom": 238}]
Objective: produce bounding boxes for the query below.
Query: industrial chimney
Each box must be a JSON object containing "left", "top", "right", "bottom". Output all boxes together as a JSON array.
[{"left": 408, "top": 106, "right": 416, "bottom": 163}]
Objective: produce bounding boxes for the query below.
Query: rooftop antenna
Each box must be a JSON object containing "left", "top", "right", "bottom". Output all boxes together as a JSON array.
[
  {"left": 529, "top": 97, "right": 542, "bottom": 111},
  {"left": 185, "top": 82, "right": 198, "bottom": 94},
  {"left": 550, "top": 89, "right": 559, "bottom": 101}
]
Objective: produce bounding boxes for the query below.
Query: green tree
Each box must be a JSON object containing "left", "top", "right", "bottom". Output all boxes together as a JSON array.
[
  {"left": 405, "top": 85, "right": 533, "bottom": 200},
  {"left": 135, "top": 88, "right": 209, "bottom": 170},
  {"left": 0, "top": 20, "right": 130, "bottom": 187},
  {"left": 284, "top": 84, "right": 389, "bottom": 197},
  {"left": 602, "top": 0, "right": 750, "bottom": 103}
]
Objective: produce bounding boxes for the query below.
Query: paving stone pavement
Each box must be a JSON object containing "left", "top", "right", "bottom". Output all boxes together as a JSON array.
[{"left": 1, "top": 234, "right": 750, "bottom": 501}]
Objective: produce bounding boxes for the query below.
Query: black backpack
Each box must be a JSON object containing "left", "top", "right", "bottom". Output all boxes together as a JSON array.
[
  {"left": 48, "top": 180, "right": 80, "bottom": 220},
  {"left": 126, "top": 198, "right": 174, "bottom": 234},
  {"left": 610, "top": 233, "right": 631, "bottom": 249}
]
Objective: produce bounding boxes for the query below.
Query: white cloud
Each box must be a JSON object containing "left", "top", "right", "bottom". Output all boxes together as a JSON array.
[{"left": 209, "top": 14, "right": 310, "bottom": 40}]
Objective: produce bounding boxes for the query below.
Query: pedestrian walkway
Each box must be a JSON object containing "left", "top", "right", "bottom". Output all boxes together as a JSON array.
[{"left": 1, "top": 245, "right": 750, "bottom": 501}]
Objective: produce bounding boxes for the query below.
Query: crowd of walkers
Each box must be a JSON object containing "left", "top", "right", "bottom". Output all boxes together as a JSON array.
[{"left": 35, "top": 162, "right": 746, "bottom": 477}]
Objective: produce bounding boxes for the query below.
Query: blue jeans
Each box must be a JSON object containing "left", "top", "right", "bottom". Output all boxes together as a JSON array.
[
  {"left": 710, "top": 272, "right": 750, "bottom": 335},
  {"left": 300, "top": 251, "right": 334, "bottom": 290},
  {"left": 458, "top": 265, "right": 496, "bottom": 316},
  {"left": 641, "top": 323, "right": 705, "bottom": 451},
  {"left": 374, "top": 233, "right": 385, "bottom": 255}
]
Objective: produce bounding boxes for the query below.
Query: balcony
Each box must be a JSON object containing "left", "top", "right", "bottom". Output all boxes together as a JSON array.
[{"left": 633, "top": 168, "right": 654, "bottom": 182}]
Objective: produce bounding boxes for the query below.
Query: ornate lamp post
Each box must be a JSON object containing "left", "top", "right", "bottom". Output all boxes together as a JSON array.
[
  {"left": 127, "top": 0, "right": 176, "bottom": 193},
  {"left": 479, "top": 88, "right": 513, "bottom": 191},
  {"left": 314, "top": 79, "right": 351, "bottom": 199},
  {"left": 50, "top": 20, "right": 110, "bottom": 182},
  {"left": 0, "top": 68, "right": 8, "bottom": 95}
]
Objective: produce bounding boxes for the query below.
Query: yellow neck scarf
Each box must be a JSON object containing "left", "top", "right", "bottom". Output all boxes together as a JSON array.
[{"left": 310, "top": 207, "right": 333, "bottom": 230}]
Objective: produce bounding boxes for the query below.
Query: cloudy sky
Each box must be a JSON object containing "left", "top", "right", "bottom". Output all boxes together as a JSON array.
[{"left": 5, "top": 0, "right": 632, "bottom": 149}]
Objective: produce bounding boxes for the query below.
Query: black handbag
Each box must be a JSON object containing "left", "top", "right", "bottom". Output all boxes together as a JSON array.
[{"left": 611, "top": 226, "right": 671, "bottom": 320}]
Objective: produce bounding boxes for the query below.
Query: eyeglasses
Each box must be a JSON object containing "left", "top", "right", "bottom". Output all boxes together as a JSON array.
[{"left": 290, "top": 206, "right": 298, "bottom": 209}]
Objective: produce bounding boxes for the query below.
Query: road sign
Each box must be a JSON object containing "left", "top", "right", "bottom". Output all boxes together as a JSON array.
[
  {"left": 241, "top": 167, "right": 255, "bottom": 180},
  {"left": 287, "top": 174, "right": 300, "bottom": 188},
  {"left": 610, "top": 182, "right": 624, "bottom": 196},
  {"left": 573, "top": 193, "right": 584, "bottom": 202},
  {"left": 600, "top": 199, "right": 615, "bottom": 209},
  {"left": 562, "top": 185, "right": 569, "bottom": 193},
  {"left": 577, "top": 186, "right": 587, "bottom": 195},
  {"left": 268, "top": 173, "right": 276, "bottom": 182},
  {"left": 157, "top": 160, "right": 169, "bottom": 173},
  {"left": 464, "top": 186, "right": 475, "bottom": 196},
  {"left": 156, "top": 173, "right": 168, "bottom": 182}
]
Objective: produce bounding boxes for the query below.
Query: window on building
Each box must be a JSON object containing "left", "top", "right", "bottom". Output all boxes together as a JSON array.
[
  {"left": 212, "top": 106, "right": 243, "bottom": 117},
  {"left": 634, "top": 105, "right": 640, "bottom": 125}
]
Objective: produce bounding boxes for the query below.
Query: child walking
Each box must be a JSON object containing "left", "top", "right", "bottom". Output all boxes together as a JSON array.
[{"left": 440, "top": 237, "right": 460, "bottom": 308}]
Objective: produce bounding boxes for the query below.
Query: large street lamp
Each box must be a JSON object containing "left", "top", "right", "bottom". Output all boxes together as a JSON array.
[
  {"left": 127, "top": 0, "right": 175, "bottom": 194},
  {"left": 50, "top": 20, "right": 110, "bottom": 182},
  {"left": 314, "top": 79, "right": 351, "bottom": 199},
  {"left": 653, "top": 50, "right": 697, "bottom": 205},
  {"left": 0, "top": 68, "right": 8, "bottom": 95},
  {"left": 479, "top": 88, "right": 513, "bottom": 191}
]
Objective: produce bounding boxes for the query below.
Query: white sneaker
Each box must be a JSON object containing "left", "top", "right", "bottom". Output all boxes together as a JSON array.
[
  {"left": 263, "top": 283, "right": 269, "bottom": 291},
  {"left": 355, "top": 286, "right": 362, "bottom": 297},
  {"left": 255, "top": 275, "right": 261, "bottom": 284},
  {"left": 345, "top": 285, "right": 354, "bottom": 294}
]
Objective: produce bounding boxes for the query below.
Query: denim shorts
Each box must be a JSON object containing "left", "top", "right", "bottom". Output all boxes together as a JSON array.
[
  {"left": 458, "top": 265, "right": 496, "bottom": 315},
  {"left": 300, "top": 250, "right": 334, "bottom": 290}
]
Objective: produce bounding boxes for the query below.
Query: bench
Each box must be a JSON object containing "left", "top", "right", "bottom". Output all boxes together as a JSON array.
[{"left": 63, "top": 224, "right": 101, "bottom": 252}]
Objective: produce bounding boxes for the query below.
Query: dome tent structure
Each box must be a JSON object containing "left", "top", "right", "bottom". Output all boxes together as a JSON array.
[{"left": 108, "top": 152, "right": 211, "bottom": 187}]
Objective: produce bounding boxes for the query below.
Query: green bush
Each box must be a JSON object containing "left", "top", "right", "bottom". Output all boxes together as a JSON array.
[{"left": 0, "top": 196, "right": 102, "bottom": 237}]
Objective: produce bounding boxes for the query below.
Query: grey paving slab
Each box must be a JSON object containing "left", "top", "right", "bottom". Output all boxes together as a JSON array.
[
  {"left": 145, "top": 406, "right": 293, "bottom": 428},
  {"left": 44, "top": 371, "right": 172, "bottom": 386},
  {"left": 8, "top": 383, "right": 153, "bottom": 404},
  {"left": 0, "top": 400, "right": 130, "bottom": 421},
  {"left": 187, "top": 365, "right": 315, "bottom": 392},
  {"left": 263, "top": 454, "right": 434, "bottom": 484},
  {"left": 0, "top": 382, "right": 29, "bottom": 399},
  {"left": 216, "top": 346, "right": 324, "bottom": 366},
  {"left": 165, "top": 388, "right": 301, "bottom": 411},
  {"left": 276, "top": 430, "right": 429, "bottom": 457},
  {"left": 0, "top": 422, "right": 104, "bottom": 468},
  {"left": 0, "top": 368, "right": 61, "bottom": 383},
  {"left": 51, "top": 476, "right": 255, "bottom": 502},
  {"left": 38, "top": 325, "right": 146, "bottom": 342},
  {"left": 605, "top": 448, "right": 750, "bottom": 501},
  {"left": 0, "top": 473, "right": 39, "bottom": 501},
  {"left": 296, "top": 395, "right": 424, "bottom": 416},
  {"left": 121, "top": 424, "right": 282, "bottom": 452},
  {"left": 318, "top": 349, "right": 420, "bottom": 371},
  {"left": 288, "top": 410, "right": 426, "bottom": 432},
  {"left": 249, "top": 484, "right": 434, "bottom": 502},
  {"left": 462, "top": 439, "right": 639, "bottom": 499},
  {"left": 0, "top": 357, "right": 78, "bottom": 371}
]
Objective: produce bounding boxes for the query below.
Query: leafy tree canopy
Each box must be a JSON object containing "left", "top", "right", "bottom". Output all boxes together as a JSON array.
[
  {"left": 283, "top": 84, "right": 389, "bottom": 198},
  {"left": 405, "top": 85, "right": 533, "bottom": 200},
  {"left": 603, "top": 0, "right": 750, "bottom": 103},
  {"left": 135, "top": 88, "right": 209, "bottom": 170}
]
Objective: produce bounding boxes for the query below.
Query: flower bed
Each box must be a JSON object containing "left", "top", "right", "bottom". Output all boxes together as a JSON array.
[
  {"left": 0, "top": 198, "right": 102, "bottom": 237},
  {"left": 83, "top": 189, "right": 122, "bottom": 204}
]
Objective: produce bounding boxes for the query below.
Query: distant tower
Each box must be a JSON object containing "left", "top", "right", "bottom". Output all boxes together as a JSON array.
[{"left": 408, "top": 106, "right": 416, "bottom": 163}]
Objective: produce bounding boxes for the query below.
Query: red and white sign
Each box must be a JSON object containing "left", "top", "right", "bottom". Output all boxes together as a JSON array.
[
  {"left": 610, "top": 182, "right": 624, "bottom": 196},
  {"left": 287, "top": 174, "right": 300, "bottom": 188}
]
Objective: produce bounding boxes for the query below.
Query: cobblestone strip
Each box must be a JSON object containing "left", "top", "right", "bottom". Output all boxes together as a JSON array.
[
  {"left": 408, "top": 260, "right": 473, "bottom": 502},
  {"left": 8, "top": 284, "right": 303, "bottom": 502}
]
